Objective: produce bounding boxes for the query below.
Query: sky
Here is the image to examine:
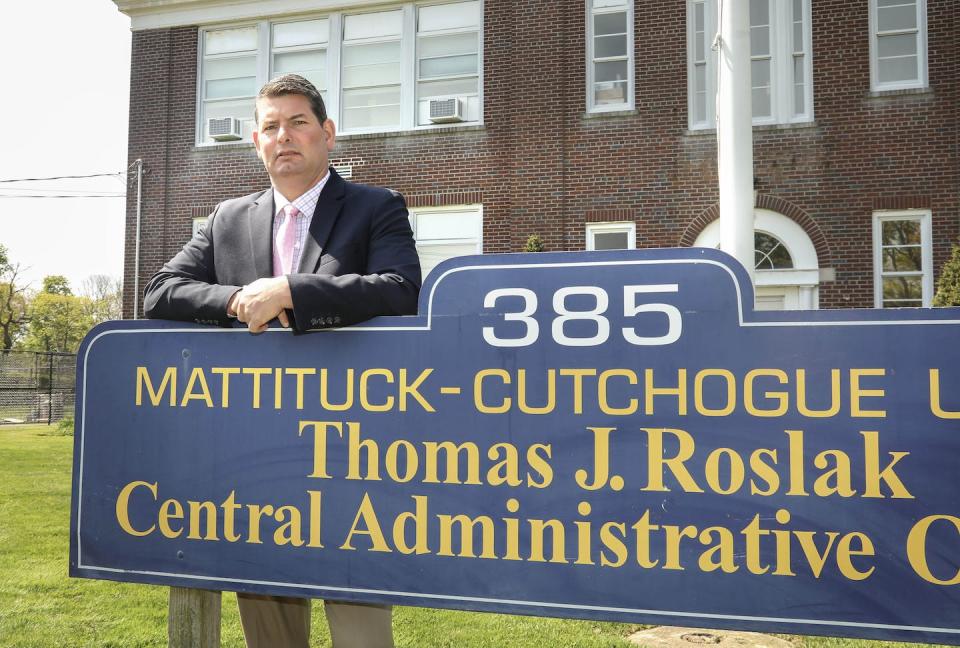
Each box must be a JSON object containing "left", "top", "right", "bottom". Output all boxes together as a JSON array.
[{"left": 0, "top": 0, "right": 131, "bottom": 294}]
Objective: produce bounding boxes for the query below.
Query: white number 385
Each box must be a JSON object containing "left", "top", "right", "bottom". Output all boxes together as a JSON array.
[{"left": 481, "top": 285, "right": 682, "bottom": 348}]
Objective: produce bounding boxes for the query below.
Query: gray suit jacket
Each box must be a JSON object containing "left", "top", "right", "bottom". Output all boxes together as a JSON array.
[{"left": 143, "top": 168, "right": 421, "bottom": 331}]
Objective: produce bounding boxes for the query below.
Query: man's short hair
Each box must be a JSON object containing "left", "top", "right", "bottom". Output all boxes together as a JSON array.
[{"left": 255, "top": 74, "right": 328, "bottom": 124}]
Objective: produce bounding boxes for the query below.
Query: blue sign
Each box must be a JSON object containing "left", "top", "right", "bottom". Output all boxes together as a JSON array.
[{"left": 71, "top": 248, "right": 960, "bottom": 643}]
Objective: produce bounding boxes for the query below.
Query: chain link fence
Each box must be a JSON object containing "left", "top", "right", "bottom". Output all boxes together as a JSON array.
[{"left": 0, "top": 351, "right": 76, "bottom": 424}]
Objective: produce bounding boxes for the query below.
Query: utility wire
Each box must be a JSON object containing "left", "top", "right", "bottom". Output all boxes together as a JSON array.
[
  {"left": 0, "top": 194, "right": 127, "bottom": 198},
  {"left": 0, "top": 186, "right": 125, "bottom": 195},
  {"left": 0, "top": 171, "right": 125, "bottom": 184}
]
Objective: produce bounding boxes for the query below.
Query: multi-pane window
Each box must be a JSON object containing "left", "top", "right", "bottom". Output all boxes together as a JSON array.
[
  {"left": 416, "top": 2, "right": 481, "bottom": 126},
  {"left": 750, "top": 0, "right": 773, "bottom": 119},
  {"left": 687, "top": 0, "right": 812, "bottom": 129},
  {"left": 754, "top": 232, "right": 793, "bottom": 269},
  {"left": 693, "top": 211, "right": 822, "bottom": 311},
  {"left": 341, "top": 11, "right": 403, "bottom": 132},
  {"left": 196, "top": 2, "right": 482, "bottom": 144},
  {"left": 873, "top": 211, "right": 933, "bottom": 308},
  {"left": 587, "top": 0, "right": 634, "bottom": 112},
  {"left": 586, "top": 222, "right": 636, "bottom": 250},
  {"left": 690, "top": 1, "right": 709, "bottom": 124},
  {"left": 702, "top": 232, "right": 795, "bottom": 269},
  {"left": 790, "top": 0, "right": 808, "bottom": 115},
  {"left": 199, "top": 26, "right": 259, "bottom": 142},
  {"left": 409, "top": 206, "right": 483, "bottom": 279},
  {"left": 271, "top": 19, "right": 329, "bottom": 106},
  {"left": 870, "top": 0, "right": 928, "bottom": 91}
]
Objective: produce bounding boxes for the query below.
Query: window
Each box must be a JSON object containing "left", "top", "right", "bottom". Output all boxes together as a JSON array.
[
  {"left": 271, "top": 20, "right": 330, "bottom": 106},
  {"left": 341, "top": 10, "right": 403, "bottom": 131},
  {"left": 417, "top": 2, "right": 482, "bottom": 125},
  {"left": 869, "top": 0, "right": 927, "bottom": 91},
  {"left": 873, "top": 211, "right": 933, "bottom": 308},
  {"left": 687, "top": 0, "right": 812, "bottom": 129},
  {"left": 409, "top": 205, "right": 483, "bottom": 279},
  {"left": 192, "top": 217, "right": 208, "bottom": 238},
  {"left": 196, "top": 1, "right": 482, "bottom": 144},
  {"left": 693, "top": 209, "right": 821, "bottom": 310},
  {"left": 697, "top": 231, "right": 796, "bottom": 270},
  {"left": 587, "top": 0, "right": 634, "bottom": 112},
  {"left": 586, "top": 222, "right": 636, "bottom": 250},
  {"left": 199, "top": 26, "right": 259, "bottom": 142},
  {"left": 754, "top": 231, "right": 793, "bottom": 269},
  {"left": 690, "top": 1, "right": 710, "bottom": 125}
]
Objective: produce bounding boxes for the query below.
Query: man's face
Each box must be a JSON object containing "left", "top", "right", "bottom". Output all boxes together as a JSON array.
[{"left": 252, "top": 94, "right": 335, "bottom": 192}]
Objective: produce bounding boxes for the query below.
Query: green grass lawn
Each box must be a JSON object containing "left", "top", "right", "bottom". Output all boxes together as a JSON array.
[
  {"left": 0, "top": 424, "right": 641, "bottom": 647},
  {"left": 0, "top": 424, "right": 948, "bottom": 648}
]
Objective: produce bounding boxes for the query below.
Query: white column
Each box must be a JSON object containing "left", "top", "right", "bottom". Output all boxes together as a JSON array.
[{"left": 716, "top": 0, "right": 755, "bottom": 285}]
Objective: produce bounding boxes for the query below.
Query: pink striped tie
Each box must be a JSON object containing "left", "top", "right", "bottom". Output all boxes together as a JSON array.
[{"left": 273, "top": 204, "right": 300, "bottom": 276}]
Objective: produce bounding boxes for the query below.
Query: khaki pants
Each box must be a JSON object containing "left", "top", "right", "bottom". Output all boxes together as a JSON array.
[{"left": 237, "top": 593, "right": 393, "bottom": 648}]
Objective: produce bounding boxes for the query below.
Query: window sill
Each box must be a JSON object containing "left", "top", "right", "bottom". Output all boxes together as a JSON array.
[
  {"left": 866, "top": 87, "right": 932, "bottom": 99},
  {"left": 582, "top": 109, "right": 638, "bottom": 120},
  {"left": 754, "top": 120, "right": 818, "bottom": 133},
  {"left": 193, "top": 140, "right": 255, "bottom": 152},
  {"left": 338, "top": 123, "right": 485, "bottom": 141},
  {"left": 192, "top": 124, "right": 486, "bottom": 149},
  {"left": 684, "top": 120, "right": 817, "bottom": 137}
]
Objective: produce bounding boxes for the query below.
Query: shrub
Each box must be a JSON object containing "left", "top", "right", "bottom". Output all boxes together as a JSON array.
[
  {"left": 55, "top": 416, "right": 75, "bottom": 436},
  {"left": 524, "top": 235, "right": 545, "bottom": 253},
  {"left": 933, "top": 243, "right": 960, "bottom": 307}
]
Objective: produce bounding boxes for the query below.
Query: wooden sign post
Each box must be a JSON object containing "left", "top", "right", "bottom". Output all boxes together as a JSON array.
[{"left": 168, "top": 587, "right": 220, "bottom": 648}]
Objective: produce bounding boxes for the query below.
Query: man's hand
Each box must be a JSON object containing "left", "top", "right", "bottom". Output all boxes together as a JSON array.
[{"left": 230, "top": 277, "right": 294, "bottom": 333}]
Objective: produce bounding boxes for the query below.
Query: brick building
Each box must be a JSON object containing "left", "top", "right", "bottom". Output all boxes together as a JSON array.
[{"left": 113, "top": 0, "right": 958, "bottom": 316}]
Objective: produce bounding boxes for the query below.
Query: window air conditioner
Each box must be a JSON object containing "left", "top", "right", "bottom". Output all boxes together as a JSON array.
[
  {"left": 428, "top": 98, "right": 463, "bottom": 124},
  {"left": 208, "top": 117, "right": 243, "bottom": 141}
]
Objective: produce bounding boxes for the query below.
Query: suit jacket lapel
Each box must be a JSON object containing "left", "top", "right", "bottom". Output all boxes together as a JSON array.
[
  {"left": 298, "top": 167, "right": 346, "bottom": 273},
  {"left": 248, "top": 189, "right": 274, "bottom": 280}
]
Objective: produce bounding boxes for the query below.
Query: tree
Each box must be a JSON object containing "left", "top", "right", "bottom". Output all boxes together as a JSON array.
[
  {"left": 0, "top": 244, "right": 30, "bottom": 350},
  {"left": 933, "top": 243, "right": 960, "bottom": 307},
  {"left": 21, "top": 276, "right": 94, "bottom": 353},
  {"left": 81, "top": 274, "right": 123, "bottom": 323},
  {"left": 42, "top": 275, "right": 72, "bottom": 296}
]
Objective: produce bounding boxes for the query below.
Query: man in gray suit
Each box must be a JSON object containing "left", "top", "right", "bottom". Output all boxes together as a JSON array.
[{"left": 144, "top": 74, "right": 420, "bottom": 648}]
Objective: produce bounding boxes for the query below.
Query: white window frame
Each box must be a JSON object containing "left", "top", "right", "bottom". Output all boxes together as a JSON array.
[
  {"left": 694, "top": 209, "right": 821, "bottom": 310},
  {"left": 270, "top": 18, "right": 331, "bottom": 112},
  {"left": 868, "top": 0, "right": 928, "bottom": 92},
  {"left": 409, "top": 204, "right": 484, "bottom": 279},
  {"left": 192, "top": 217, "right": 209, "bottom": 238},
  {"left": 873, "top": 210, "right": 933, "bottom": 308},
  {"left": 687, "top": 0, "right": 714, "bottom": 128},
  {"left": 340, "top": 8, "right": 407, "bottom": 133},
  {"left": 686, "top": 0, "right": 813, "bottom": 130},
  {"left": 415, "top": 2, "right": 483, "bottom": 127},
  {"left": 586, "top": 221, "right": 636, "bottom": 250},
  {"left": 586, "top": 0, "right": 635, "bottom": 113},
  {"left": 195, "top": 22, "right": 269, "bottom": 146},
  {"left": 195, "top": 1, "right": 484, "bottom": 145}
]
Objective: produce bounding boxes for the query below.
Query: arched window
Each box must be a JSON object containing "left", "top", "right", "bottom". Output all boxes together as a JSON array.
[
  {"left": 694, "top": 209, "right": 819, "bottom": 310},
  {"left": 754, "top": 232, "right": 793, "bottom": 269}
]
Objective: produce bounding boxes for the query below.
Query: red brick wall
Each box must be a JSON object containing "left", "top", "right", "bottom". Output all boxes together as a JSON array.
[{"left": 123, "top": 0, "right": 958, "bottom": 316}]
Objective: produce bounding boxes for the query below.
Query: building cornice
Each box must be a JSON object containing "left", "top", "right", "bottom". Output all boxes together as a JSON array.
[{"left": 113, "top": 0, "right": 387, "bottom": 31}]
